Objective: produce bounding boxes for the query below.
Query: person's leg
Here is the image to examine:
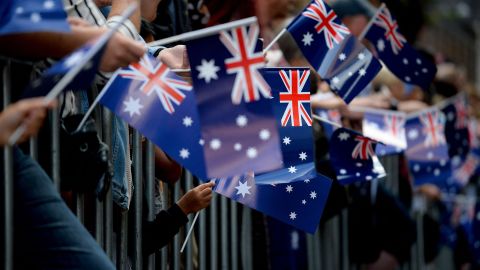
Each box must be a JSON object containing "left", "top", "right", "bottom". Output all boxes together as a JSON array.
[{"left": 12, "top": 148, "right": 115, "bottom": 270}]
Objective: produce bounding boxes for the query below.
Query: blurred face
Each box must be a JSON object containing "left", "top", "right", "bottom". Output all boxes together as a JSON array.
[{"left": 265, "top": 0, "right": 296, "bottom": 19}]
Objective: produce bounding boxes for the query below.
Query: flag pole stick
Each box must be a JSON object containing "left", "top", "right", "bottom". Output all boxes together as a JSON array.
[
  {"left": 312, "top": 113, "right": 342, "bottom": 128},
  {"left": 148, "top": 17, "right": 257, "bottom": 47},
  {"left": 357, "top": 3, "right": 385, "bottom": 41},
  {"left": 6, "top": 3, "right": 139, "bottom": 146},
  {"left": 180, "top": 211, "right": 200, "bottom": 253},
  {"left": 262, "top": 28, "right": 287, "bottom": 54}
]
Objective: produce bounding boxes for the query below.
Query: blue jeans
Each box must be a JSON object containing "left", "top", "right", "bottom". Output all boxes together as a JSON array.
[{"left": 11, "top": 148, "right": 115, "bottom": 269}]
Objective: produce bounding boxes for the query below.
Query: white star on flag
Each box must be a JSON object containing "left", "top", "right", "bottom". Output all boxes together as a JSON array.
[
  {"left": 259, "top": 129, "right": 271, "bottom": 141},
  {"left": 358, "top": 53, "right": 365, "bottom": 60},
  {"left": 283, "top": 136, "right": 291, "bottom": 145},
  {"left": 123, "top": 96, "right": 143, "bottom": 117},
  {"left": 359, "top": 69, "right": 366, "bottom": 76},
  {"left": 302, "top": 199, "right": 307, "bottom": 205},
  {"left": 196, "top": 59, "right": 220, "bottom": 83},
  {"left": 299, "top": 152, "right": 307, "bottom": 160},
  {"left": 286, "top": 185, "right": 293, "bottom": 193},
  {"left": 302, "top": 32, "right": 314, "bottom": 46},
  {"left": 407, "top": 129, "right": 419, "bottom": 140},
  {"left": 182, "top": 116, "right": 193, "bottom": 127},
  {"left": 246, "top": 147, "right": 258, "bottom": 159},
  {"left": 235, "top": 180, "right": 252, "bottom": 198},
  {"left": 288, "top": 166, "right": 297, "bottom": 173},
  {"left": 43, "top": 0, "right": 55, "bottom": 9},
  {"left": 234, "top": 143, "right": 242, "bottom": 151},
  {"left": 16, "top": 7, "right": 24, "bottom": 14},
  {"left": 339, "top": 53, "right": 346, "bottom": 61},
  {"left": 30, "top": 13, "right": 41, "bottom": 23},
  {"left": 332, "top": 77, "right": 340, "bottom": 85},
  {"left": 289, "top": 212, "right": 297, "bottom": 220},
  {"left": 179, "top": 148, "right": 190, "bottom": 159},
  {"left": 236, "top": 115, "right": 248, "bottom": 127},
  {"left": 377, "top": 39, "right": 385, "bottom": 52},
  {"left": 310, "top": 191, "right": 317, "bottom": 199},
  {"left": 210, "top": 139, "right": 221, "bottom": 150},
  {"left": 403, "top": 58, "right": 408, "bottom": 65},
  {"left": 338, "top": 132, "right": 350, "bottom": 141},
  {"left": 413, "top": 164, "right": 420, "bottom": 172},
  {"left": 304, "top": 179, "right": 310, "bottom": 183}
]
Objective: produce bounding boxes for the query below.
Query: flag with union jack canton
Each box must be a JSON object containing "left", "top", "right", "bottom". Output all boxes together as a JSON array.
[
  {"left": 328, "top": 127, "right": 386, "bottom": 185},
  {"left": 363, "top": 5, "right": 436, "bottom": 90},
  {"left": 362, "top": 108, "right": 407, "bottom": 156},
  {"left": 183, "top": 21, "right": 284, "bottom": 177},
  {"left": 0, "top": 0, "right": 70, "bottom": 36},
  {"left": 440, "top": 93, "right": 471, "bottom": 187},
  {"left": 254, "top": 68, "right": 326, "bottom": 185},
  {"left": 405, "top": 107, "right": 451, "bottom": 187},
  {"left": 214, "top": 172, "right": 332, "bottom": 233},
  {"left": 99, "top": 54, "right": 209, "bottom": 178},
  {"left": 287, "top": 0, "right": 381, "bottom": 103}
]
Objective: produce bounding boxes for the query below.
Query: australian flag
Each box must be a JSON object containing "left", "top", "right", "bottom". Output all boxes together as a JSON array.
[
  {"left": 441, "top": 93, "right": 472, "bottom": 186},
  {"left": 0, "top": 0, "right": 69, "bottom": 36},
  {"left": 254, "top": 68, "right": 320, "bottom": 185},
  {"left": 287, "top": 0, "right": 381, "bottom": 103},
  {"left": 405, "top": 107, "right": 451, "bottom": 187},
  {"left": 362, "top": 108, "right": 407, "bottom": 156},
  {"left": 22, "top": 40, "right": 105, "bottom": 98},
  {"left": 329, "top": 127, "right": 386, "bottom": 185},
  {"left": 214, "top": 172, "right": 332, "bottom": 233},
  {"left": 185, "top": 21, "right": 283, "bottom": 177},
  {"left": 363, "top": 5, "right": 436, "bottom": 90},
  {"left": 100, "top": 54, "right": 208, "bottom": 177}
]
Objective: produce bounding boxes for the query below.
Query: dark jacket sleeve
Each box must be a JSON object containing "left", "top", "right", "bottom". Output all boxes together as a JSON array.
[{"left": 143, "top": 203, "right": 189, "bottom": 255}]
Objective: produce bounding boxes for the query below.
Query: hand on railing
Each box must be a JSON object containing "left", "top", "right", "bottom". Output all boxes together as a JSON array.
[{"left": 0, "top": 98, "right": 56, "bottom": 146}]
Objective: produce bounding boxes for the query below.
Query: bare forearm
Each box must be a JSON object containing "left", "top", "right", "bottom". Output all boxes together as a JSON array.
[{"left": 109, "top": 0, "right": 141, "bottom": 31}]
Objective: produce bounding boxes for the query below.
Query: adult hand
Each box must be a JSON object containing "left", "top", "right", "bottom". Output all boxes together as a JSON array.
[
  {"left": 100, "top": 31, "right": 146, "bottom": 72},
  {"left": 157, "top": 45, "right": 189, "bottom": 70},
  {"left": 177, "top": 182, "right": 215, "bottom": 215},
  {"left": 0, "top": 98, "right": 57, "bottom": 146}
]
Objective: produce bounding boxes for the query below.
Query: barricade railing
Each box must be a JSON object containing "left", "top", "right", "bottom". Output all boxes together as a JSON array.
[{"left": 1, "top": 57, "right": 459, "bottom": 270}]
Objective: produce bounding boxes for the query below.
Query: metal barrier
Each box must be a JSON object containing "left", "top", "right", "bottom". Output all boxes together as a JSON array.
[{"left": 0, "top": 58, "right": 461, "bottom": 270}]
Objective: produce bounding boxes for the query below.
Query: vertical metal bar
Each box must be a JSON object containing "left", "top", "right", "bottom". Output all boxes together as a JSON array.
[
  {"left": 102, "top": 109, "right": 113, "bottom": 258},
  {"left": 241, "top": 206, "right": 252, "bottom": 270},
  {"left": 210, "top": 193, "right": 218, "bottom": 270},
  {"left": 50, "top": 106, "right": 61, "bottom": 190},
  {"left": 199, "top": 205, "right": 207, "bottom": 270},
  {"left": 220, "top": 196, "right": 229, "bottom": 270},
  {"left": 230, "top": 200, "right": 238, "bottom": 270},
  {"left": 117, "top": 211, "right": 129, "bottom": 270},
  {"left": 131, "top": 131, "right": 143, "bottom": 270},
  {"left": 145, "top": 141, "right": 155, "bottom": 270},
  {"left": 29, "top": 137, "right": 38, "bottom": 160},
  {"left": 160, "top": 181, "right": 168, "bottom": 270},
  {"left": 76, "top": 192, "right": 85, "bottom": 224},
  {"left": 185, "top": 172, "right": 194, "bottom": 270},
  {"left": 306, "top": 233, "right": 316, "bottom": 270},
  {"left": 341, "top": 209, "right": 349, "bottom": 270},
  {"left": 173, "top": 181, "right": 181, "bottom": 270},
  {"left": 2, "top": 60, "right": 14, "bottom": 270}
]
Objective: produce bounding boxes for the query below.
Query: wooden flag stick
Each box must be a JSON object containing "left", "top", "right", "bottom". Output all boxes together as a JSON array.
[
  {"left": 262, "top": 28, "right": 287, "bottom": 54},
  {"left": 148, "top": 17, "right": 257, "bottom": 47},
  {"left": 312, "top": 113, "right": 343, "bottom": 128},
  {"left": 180, "top": 211, "right": 200, "bottom": 253}
]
